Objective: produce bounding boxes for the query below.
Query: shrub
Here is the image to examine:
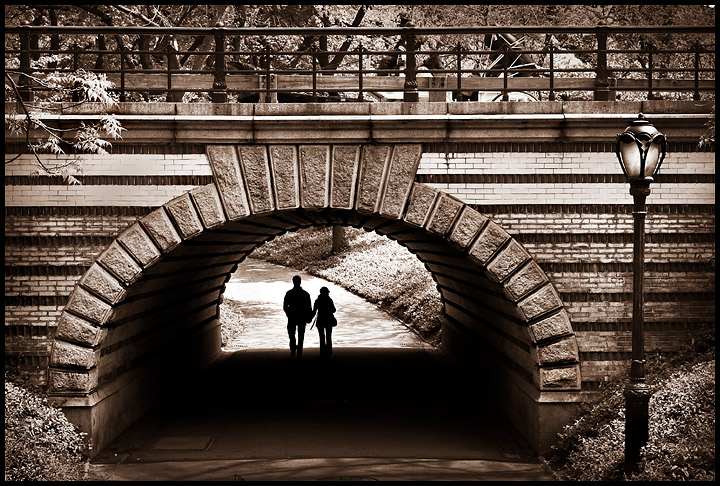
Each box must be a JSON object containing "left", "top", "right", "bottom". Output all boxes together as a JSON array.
[
  {"left": 546, "top": 327, "right": 715, "bottom": 482},
  {"left": 219, "top": 297, "right": 247, "bottom": 347},
  {"left": 5, "top": 376, "right": 89, "bottom": 481}
]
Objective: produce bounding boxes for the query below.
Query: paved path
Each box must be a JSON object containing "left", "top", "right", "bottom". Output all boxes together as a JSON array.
[{"left": 89, "top": 260, "right": 553, "bottom": 481}]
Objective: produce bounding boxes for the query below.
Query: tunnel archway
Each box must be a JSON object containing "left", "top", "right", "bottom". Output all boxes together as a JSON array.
[{"left": 48, "top": 144, "right": 581, "bottom": 455}]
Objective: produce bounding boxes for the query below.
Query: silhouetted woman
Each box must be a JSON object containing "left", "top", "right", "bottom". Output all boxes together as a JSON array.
[{"left": 311, "top": 287, "right": 337, "bottom": 358}]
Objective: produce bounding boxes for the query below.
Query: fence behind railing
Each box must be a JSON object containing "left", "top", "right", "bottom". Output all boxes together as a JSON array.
[{"left": 5, "top": 24, "right": 716, "bottom": 104}]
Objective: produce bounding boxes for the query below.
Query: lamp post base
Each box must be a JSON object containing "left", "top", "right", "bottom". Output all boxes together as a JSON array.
[{"left": 624, "top": 381, "right": 652, "bottom": 472}]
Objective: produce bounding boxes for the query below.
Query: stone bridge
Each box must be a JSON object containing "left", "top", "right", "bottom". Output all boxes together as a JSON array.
[{"left": 5, "top": 100, "right": 715, "bottom": 457}]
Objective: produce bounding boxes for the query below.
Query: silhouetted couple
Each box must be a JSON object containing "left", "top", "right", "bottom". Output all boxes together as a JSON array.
[{"left": 283, "top": 276, "right": 336, "bottom": 359}]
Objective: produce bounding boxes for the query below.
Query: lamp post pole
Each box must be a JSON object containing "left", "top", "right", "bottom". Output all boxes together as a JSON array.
[
  {"left": 615, "top": 113, "right": 666, "bottom": 473},
  {"left": 624, "top": 178, "right": 653, "bottom": 471}
]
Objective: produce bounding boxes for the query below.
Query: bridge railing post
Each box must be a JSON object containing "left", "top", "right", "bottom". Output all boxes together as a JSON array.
[
  {"left": 693, "top": 41, "right": 701, "bottom": 101},
  {"left": 357, "top": 43, "right": 364, "bottom": 102},
  {"left": 548, "top": 43, "right": 555, "bottom": 101},
  {"left": 18, "top": 21, "right": 33, "bottom": 102},
  {"left": 594, "top": 21, "right": 610, "bottom": 101},
  {"left": 212, "top": 23, "right": 228, "bottom": 103},
  {"left": 647, "top": 43, "right": 655, "bottom": 100},
  {"left": 119, "top": 44, "right": 126, "bottom": 102},
  {"left": 403, "top": 24, "right": 418, "bottom": 102},
  {"left": 311, "top": 45, "right": 318, "bottom": 102},
  {"left": 455, "top": 44, "right": 463, "bottom": 100}
]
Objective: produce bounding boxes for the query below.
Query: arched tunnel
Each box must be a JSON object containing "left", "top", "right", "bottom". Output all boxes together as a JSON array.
[{"left": 47, "top": 144, "right": 582, "bottom": 456}]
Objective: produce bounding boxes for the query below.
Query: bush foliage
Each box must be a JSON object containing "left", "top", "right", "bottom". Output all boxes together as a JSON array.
[
  {"left": 546, "top": 328, "right": 715, "bottom": 481},
  {"left": 5, "top": 375, "right": 89, "bottom": 481}
]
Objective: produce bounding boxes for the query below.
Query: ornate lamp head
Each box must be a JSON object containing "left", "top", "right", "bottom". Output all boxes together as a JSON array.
[{"left": 616, "top": 113, "right": 667, "bottom": 182}]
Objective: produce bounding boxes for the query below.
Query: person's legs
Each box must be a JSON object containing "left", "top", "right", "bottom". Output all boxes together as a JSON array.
[
  {"left": 326, "top": 326, "right": 333, "bottom": 357},
  {"left": 287, "top": 322, "right": 297, "bottom": 357},
  {"left": 317, "top": 327, "right": 326, "bottom": 356},
  {"left": 297, "top": 323, "right": 306, "bottom": 357}
]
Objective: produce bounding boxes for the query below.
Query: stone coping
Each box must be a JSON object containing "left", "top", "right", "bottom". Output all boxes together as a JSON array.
[{"left": 6, "top": 100, "right": 714, "bottom": 117}]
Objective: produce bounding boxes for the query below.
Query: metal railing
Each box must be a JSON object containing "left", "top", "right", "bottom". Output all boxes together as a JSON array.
[{"left": 5, "top": 24, "right": 715, "bottom": 104}]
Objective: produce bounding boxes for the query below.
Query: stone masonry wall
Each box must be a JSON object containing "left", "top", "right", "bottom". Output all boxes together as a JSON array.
[{"left": 5, "top": 143, "right": 715, "bottom": 389}]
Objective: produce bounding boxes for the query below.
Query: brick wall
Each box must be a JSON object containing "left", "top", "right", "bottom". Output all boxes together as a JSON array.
[
  {"left": 418, "top": 145, "right": 715, "bottom": 388},
  {"left": 5, "top": 143, "right": 715, "bottom": 388}
]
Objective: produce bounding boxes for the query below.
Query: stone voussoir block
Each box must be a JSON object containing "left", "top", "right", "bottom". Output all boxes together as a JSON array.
[
  {"left": 468, "top": 220, "right": 511, "bottom": 266},
  {"left": 533, "top": 336, "right": 580, "bottom": 366},
  {"left": 403, "top": 183, "right": 438, "bottom": 227},
  {"left": 140, "top": 207, "right": 182, "bottom": 253},
  {"left": 166, "top": 193, "right": 204, "bottom": 239},
  {"left": 504, "top": 260, "right": 550, "bottom": 302},
  {"left": 237, "top": 145, "right": 274, "bottom": 214},
  {"left": 49, "top": 368, "right": 98, "bottom": 395},
  {"left": 78, "top": 263, "right": 125, "bottom": 305},
  {"left": 356, "top": 144, "right": 391, "bottom": 213},
  {"left": 330, "top": 145, "right": 360, "bottom": 209},
  {"left": 449, "top": 206, "right": 487, "bottom": 249},
  {"left": 379, "top": 144, "right": 422, "bottom": 220},
  {"left": 299, "top": 145, "right": 330, "bottom": 208},
  {"left": 97, "top": 241, "right": 143, "bottom": 286},
  {"left": 190, "top": 184, "right": 227, "bottom": 229},
  {"left": 269, "top": 145, "right": 299, "bottom": 210},
  {"left": 55, "top": 312, "right": 107, "bottom": 347},
  {"left": 117, "top": 223, "right": 161, "bottom": 268},
  {"left": 518, "top": 283, "right": 564, "bottom": 321},
  {"left": 537, "top": 365, "right": 581, "bottom": 390},
  {"left": 205, "top": 145, "right": 250, "bottom": 221},
  {"left": 66, "top": 287, "right": 113, "bottom": 324},
  {"left": 486, "top": 239, "right": 531, "bottom": 283},
  {"left": 51, "top": 340, "right": 99, "bottom": 369},
  {"left": 426, "top": 193, "right": 463, "bottom": 236},
  {"left": 528, "top": 310, "right": 573, "bottom": 344}
]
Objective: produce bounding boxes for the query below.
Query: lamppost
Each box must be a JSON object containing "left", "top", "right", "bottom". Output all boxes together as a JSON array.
[{"left": 615, "top": 113, "right": 667, "bottom": 472}]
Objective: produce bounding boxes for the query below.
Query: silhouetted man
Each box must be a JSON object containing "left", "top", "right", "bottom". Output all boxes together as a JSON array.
[{"left": 283, "top": 275, "right": 312, "bottom": 358}]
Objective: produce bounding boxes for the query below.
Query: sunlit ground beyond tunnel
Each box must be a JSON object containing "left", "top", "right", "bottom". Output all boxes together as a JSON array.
[{"left": 219, "top": 259, "right": 428, "bottom": 351}]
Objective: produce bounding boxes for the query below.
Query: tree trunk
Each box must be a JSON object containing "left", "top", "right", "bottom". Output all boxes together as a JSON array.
[{"left": 331, "top": 226, "right": 347, "bottom": 254}]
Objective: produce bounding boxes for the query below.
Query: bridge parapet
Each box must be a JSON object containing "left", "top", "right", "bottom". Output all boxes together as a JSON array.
[{"left": 5, "top": 100, "right": 714, "bottom": 145}]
